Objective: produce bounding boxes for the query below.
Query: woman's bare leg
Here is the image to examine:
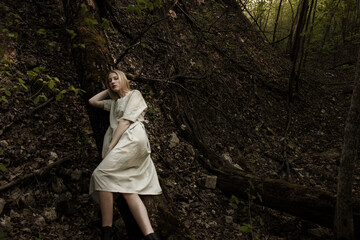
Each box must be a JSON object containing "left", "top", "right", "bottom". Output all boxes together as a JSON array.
[
  {"left": 122, "top": 193, "right": 154, "bottom": 235},
  {"left": 98, "top": 191, "right": 113, "bottom": 227}
]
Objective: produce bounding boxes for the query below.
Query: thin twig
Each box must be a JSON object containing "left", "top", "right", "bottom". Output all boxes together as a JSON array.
[
  {"left": 0, "top": 97, "right": 54, "bottom": 136},
  {"left": 0, "top": 154, "right": 72, "bottom": 192}
]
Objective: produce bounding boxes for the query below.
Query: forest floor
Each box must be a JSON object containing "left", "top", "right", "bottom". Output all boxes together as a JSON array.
[
  {"left": 0, "top": 1, "right": 359, "bottom": 240},
  {"left": 0, "top": 55, "right": 358, "bottom": 240}
]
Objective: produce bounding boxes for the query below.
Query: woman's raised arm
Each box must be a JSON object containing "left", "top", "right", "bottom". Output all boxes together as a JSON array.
[{"left": 88, "top": 89, "right": 109, "bottom": 109}]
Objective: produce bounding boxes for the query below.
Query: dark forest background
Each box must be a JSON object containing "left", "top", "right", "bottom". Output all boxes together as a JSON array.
[{"left": 0, "top": 0, "right": 359, "bottom": 239}]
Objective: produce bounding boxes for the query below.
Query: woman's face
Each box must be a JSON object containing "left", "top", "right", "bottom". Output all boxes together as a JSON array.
[{"left": 108, "top": 72, "right": 121, "bottom": 93}]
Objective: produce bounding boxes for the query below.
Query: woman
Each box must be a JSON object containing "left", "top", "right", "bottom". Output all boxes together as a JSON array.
[{"left": 88, "top": 70, "right": 162, "bottom": 240}]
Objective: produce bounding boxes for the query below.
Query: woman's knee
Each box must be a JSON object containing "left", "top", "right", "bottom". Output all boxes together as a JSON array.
[{"left": 122, "top": 192, "right": 137, "bottom": 201}]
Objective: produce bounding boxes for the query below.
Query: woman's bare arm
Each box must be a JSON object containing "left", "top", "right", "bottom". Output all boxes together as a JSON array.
[
  {"left": 88, "top": 89, "right": 109, "bottom": 109},
  {"left": 103, "top": 119, "right": 131, "bottom": 158}
]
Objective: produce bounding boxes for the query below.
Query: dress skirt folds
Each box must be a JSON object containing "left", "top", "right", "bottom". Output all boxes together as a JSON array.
[{"left": 89, "top": 90, "right": 162, "bottom": 203}]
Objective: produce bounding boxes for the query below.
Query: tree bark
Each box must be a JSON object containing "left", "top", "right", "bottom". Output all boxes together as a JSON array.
[
  {"left": 288, "top": 0, "right": 309, "bottom": 102},
  {"left": 272, "top": 0, "right": 283, "bottom": 43},
  {"left": 61, "top": 1, "right": 187, "bottom": 239},
  {"left": 334, "top": 48, "right": 360, "bottom": 240}
]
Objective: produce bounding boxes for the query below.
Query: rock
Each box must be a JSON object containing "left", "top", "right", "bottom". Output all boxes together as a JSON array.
[
  {"left": 22, "top": 209, "right": 32, "bottom": 218},
  {"left": 0, "top": 198, "right": 5, "bottom": 215},
  {"left": 71, "top": 169, "right": 82, "bottom": 181},
  {"left": 229, "top": 203, "right": 238, "bottom": 209},
  {"left": 34, "top": 216, "right": 46, "bottom": 228},
  {"left": 225, "top": 216, "right": 233, "bottom": 224},
  {"left": 185, "top": 144, "right": 195, "bottom": 157},
  {"left": 308, "top": 227, "right": 331, "bottom": 238},
  {"left": 0, "top": 140, "right": 8, "bottom": 147},
  {"left": 44, "top": 207, "right": 57, "bottom": 221},
  {"left": 209, "top": 221, "right": 217, "bottom": 227},
  {"left": 184, "top": 220, "right": 191, "bottom": 228},
  {"left": 222, "top": 152, "right": 232, "bottom": 162},
  {"left": 21, "top": 193, "right": 36, "bottom": 207},
  {"left": 204, "top": 175, "right": 217, "bottom": 189},
  {"left": 24, "top": 55, "right": 37, "bottom": 67},
  {"left": 0, "top": 216, "right": 12, "bottom": 230},
  {"left": 52, "top": 177, "right": 67, "bottom": 193},
  {"left": 49, "top": 151, "right": 58, "bottom": 160},
  {"left": 226, "top": 209, "right": 234, "bottom": 215},
  {"left": 316, "top": 149, "right": 341, "bottom": 160},
  {"left": 169, "top": 133, "right": 180, "bottom": 148},
  {"left": 10, "top": 210, "right": 19, "bottom": 218}
]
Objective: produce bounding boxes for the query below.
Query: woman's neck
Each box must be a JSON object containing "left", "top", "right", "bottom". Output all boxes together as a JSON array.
[{"left": 118, "top": 89, "right": 130, "bottom": 98}]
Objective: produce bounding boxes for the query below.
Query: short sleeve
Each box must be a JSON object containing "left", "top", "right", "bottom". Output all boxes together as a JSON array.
[
  {"left": 103, "top": 99, "right": 112, "bottom": 112},
  {"left": 121, "top": 90, "right": 147, "bottom": 122}
]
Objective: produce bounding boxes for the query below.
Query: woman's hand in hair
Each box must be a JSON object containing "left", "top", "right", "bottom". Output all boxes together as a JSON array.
[{"left": 88, "top": 89, "right": 109, "bottom": 109}]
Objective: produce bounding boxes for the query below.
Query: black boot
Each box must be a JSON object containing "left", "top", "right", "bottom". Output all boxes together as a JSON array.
[
  {"left": 144, "top": 232, "right": 161, "bottom": 240},
  {"left": 101, "top": 226, "right": 118, "bottom": 240}
]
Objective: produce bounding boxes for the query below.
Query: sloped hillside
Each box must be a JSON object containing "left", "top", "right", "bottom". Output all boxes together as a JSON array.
[{"left": 0, "top": 0, "right": 358, "bottom": 239}]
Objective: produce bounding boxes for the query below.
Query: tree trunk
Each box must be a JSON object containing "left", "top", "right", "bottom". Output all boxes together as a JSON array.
[
  {"left": 263, "top": 0, "right": 273, "bottom": 33},
  {"left": 288, "top": 0, "right": 309, "bottom": 102},
  {"left": 321, "top": 0, "right": 341, "bottom": 49},
  {"left": 302, "top": 0, "right": 318, "bottom": 70},
  {"left": 334, "top": 48, "right": 360, "bottom": 240},
  {"left": 272, "top": 0, "right": 283, "bottom": 43},
  {"left": 61, "top": 1, "right": 186, "bottom": 239},
  {"left": 295, "top": 0, "right": 316, "bottom": 92}
]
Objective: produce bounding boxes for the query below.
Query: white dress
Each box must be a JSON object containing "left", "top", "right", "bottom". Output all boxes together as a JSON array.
[{"left": 89, "top": 90, "right": 162, "bottom": 203}]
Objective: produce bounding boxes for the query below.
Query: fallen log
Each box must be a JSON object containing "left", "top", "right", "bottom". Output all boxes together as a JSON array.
[{"left": 172, "top": 90, "right": 360, "bottom": 238}]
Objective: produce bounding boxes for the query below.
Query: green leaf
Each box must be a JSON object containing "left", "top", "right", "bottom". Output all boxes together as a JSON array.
[
  {"left": 1, "top": 59, "right": 13, "bottom": 64},
  {"left": 27, "top": 71, "right": 38, "bottom": 79},
  {"left": 7, "top": 32, "right": 18, "bottom": 39},
  {"left": 257, "top": 192, "right": 262, "bottom": 202},
  {"left": 101, "top": 18, "right": 110, "bottom": 30},
  {"left": 239, "top": 225, "right": 251, "bottom": 232},
  {"left": 4, "top": 89, "right": 11, "bottom": 96},
  {"left": 37, "top": 28, "right": 46, "bottom": 36},
  {"left": 0, "top": 96, "right": 8, "bottom": 103},
  {"left": 84, "top": 17, "right": 98, "bottom": 30},
  {"left": 48, "top": 80, "right": 55, "bottom": 89},
  {"left": 229, "top": 195, "right": 240, "bottom": 205},
  {"left": 66, "top": 29, "right": 77, "bottom": 39},
  {"left": 0, "top": 163, "right": 7, "bottom": 172},
  {"left": 56, "top": 92, "right": 63, "bottom": 101},
  {"left": 33, "top": 66, "right": 45, "bottom": 73},
  {"left": 34, "top": 95, "right": 40, "bottom": 104},
  {"left": 81, "top": 3, "right": 88, "bottom": 15},
  {"left": 248, "top": 180, "right": 255, "bottom": 190}
]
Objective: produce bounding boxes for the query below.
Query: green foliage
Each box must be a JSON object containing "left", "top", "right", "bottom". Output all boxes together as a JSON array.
[
  {"left": 66, "top": 29, "right": 77, "bottom": 39},
  {"left": 0, "top": 162, "right": 7, "bottom": 172},
  {"left": 127, "top": 0, "right": 164, "bottom": 15},
  {"left": 101, "top": 18, "right": 110, "bottom": 30},
  {"left": 84, "top": 17, "right": 98, "bottom": 30},
  {"left": 147, "top": 106, "right": 159, "bottom": 121},
  {"left": 37, "top": 28, "right": 46, "bottom": 37},
  {"left": 230, "top": 172, "right": 265, "bottom": 239},
  {"left": 245, "top": 0, "right": 359, "bottom": 59},
  {"left": 0, "top": 3, "right": 22, "bottom": 40},
  {"left": 34, "top": 235, "right": 42, "bottom": 240},
  {"left": 0, "top": 59, "right": 85, "bottom": 105}
]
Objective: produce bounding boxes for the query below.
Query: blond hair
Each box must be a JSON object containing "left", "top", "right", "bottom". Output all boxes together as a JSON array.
[{"left": 105, "top": 70, "right": 131, "bottom": 100}]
